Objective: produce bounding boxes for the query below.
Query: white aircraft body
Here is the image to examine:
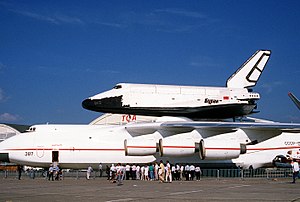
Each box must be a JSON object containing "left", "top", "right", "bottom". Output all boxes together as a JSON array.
[
  {"left": 82, "top": 50, "right": 271, "bottom": 119},
  {"left": 0, "top": 117, "right": 299, "bottom": 169}
]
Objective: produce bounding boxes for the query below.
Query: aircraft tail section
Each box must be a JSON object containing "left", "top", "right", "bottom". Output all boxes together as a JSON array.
[
  {"left": 226, "top": 50, "right": 271, "bottom": 88},
  {"left": 288, "top": 92, "right": 300, "bottom": 110}
]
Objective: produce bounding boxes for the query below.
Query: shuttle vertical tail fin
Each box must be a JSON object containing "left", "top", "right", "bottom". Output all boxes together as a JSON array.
[
  {"left": 226, "top": 50, "right": 271, "bottom": 88},
  {"left": 288, "top": 92, "right": 300, "bottom": 110}
]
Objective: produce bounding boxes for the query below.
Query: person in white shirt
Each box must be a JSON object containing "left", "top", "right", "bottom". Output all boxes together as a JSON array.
[
  {"left": 136, "top": 165, "right": 140, "bottom": 180},
  {"left": 189, "top": 164, "right": 195, "bottom": 181},
  {"left": 165, "top": 161, "right": 172, "bottom": 183},
  {"left": 110, "top": 164, "right": 116, "bottom": 182},
  {"left": 125, "top": 164, "right": 130, "bottom": 180},
  {"left": 131, "top": 164, "right": 137, "bottom": 180},
  {"left": 116, "top": 163, "right": 123, "bottom": 185},
  {"left": 185, "top": 164, "right": 190, "bottom": 181},
  {"left": 144, "top": 165, "right": 149, "bottom": 181},
  {"left": 98, "top": 163, "right": 103, "bottom": 177},
  {"left": 291, "top": 159, "right": 299, "bottom": 183},
  {"left": 180, "top": 165, "right": 184, "bottom": 181},
  {"left": 155, "top": 162, "right": 159, "bottom": 180},
  {"left": 86, "top": 165, "right": 93, "bottom": 180},
  {"left": 195, "top": 165, "right": 202, "bottom": 181}
]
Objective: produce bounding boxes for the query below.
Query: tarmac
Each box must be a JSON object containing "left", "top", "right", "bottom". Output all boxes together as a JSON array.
[{"left": 1, "top": 177, "right": 300, "bottom": 202}]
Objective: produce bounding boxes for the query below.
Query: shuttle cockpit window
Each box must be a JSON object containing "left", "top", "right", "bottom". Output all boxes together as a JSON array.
[
  {"left": 26, "top": 127, "right": 36, "bottom": 132},
  {"left": 113, "top": 85, "right": 122, "bottom": 89}
]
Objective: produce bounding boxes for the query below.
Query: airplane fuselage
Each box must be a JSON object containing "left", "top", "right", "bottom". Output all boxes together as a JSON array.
[{"left": 1, "top": 122, "right": 299, "bottom": 170}]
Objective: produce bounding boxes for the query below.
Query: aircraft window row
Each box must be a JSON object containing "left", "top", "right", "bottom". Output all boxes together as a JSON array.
[{"left": 249, "top": 94, "right": 259, "bottom": 98}]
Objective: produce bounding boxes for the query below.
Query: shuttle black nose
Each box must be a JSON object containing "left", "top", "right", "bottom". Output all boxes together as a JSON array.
[
  {"left": 82, "top": 98, "right": 96, "bottom": 110},
  {"left": 82, "top": 96, "right": 123, "bottom": 112},
  {"left": 0, "top": 153, "right": 9, "bottom": 162}
]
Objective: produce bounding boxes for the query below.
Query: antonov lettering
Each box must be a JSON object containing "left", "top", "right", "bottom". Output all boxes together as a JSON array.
[{"left": 122, "top": 114, "right": 137, "bottom": 123}]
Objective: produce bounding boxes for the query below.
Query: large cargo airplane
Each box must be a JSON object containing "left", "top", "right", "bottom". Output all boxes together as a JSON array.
[
  {"left": 0, "top": 117, "right": 299, "bottom": 169},
  {"left": 82, "top": 50, "right": 271, "bottom": 119}
]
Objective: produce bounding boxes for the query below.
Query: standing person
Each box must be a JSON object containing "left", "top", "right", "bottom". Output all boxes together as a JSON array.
[
  {"left": 291, "top": 159, "right": 299, "bottom": 183},
  {"left": 125, "top": 164, "right": 130, "bottom": 180},
  {"left": 154, "top": 162, "right": 159, "bottom": 181},
  {"left": 86, "top": 165, "right": 93, "bottom": 180},
  {"left": 176, "top": 164, "right": 180, "bottom": 180},
  {"left": 116, "top": 163, "right": 123, "bottom": 186},
  {"left": 144, "top": 164, "right": 149, "bottom": 181},
  {"left": 131, "top": 164, "right": 136, "bottom": 180},
  {"left": 180, "top": 165, "right": 184, "bottom": 181},
  {"left": 106, "top": 165, "right": 110, "bottom": 180},
  {"left": 48, "top": 164, "right": 54, "bottom": 181},
  {"left": 165, "top": 161, "right": 172, "bottom": 183},
  {"left": 98, "top": 163, "right": 103, "bottom": 177},
  {"left": 141, "top": 165, "right": 145, "bottom": 180},
  {"left": 195, "top": 165, "right": 202, "bottom": 181},
  {"left": 190, "top": 164, "right": 195, "bottom": 181},
  {"left": 185, "top": 164, "right": 190, "bottom": 181},
  {"left": 110, "top": 164, "right": 116, "bottom": 182},
  {"left": 171, "top": 164, "right": 176, "bottom": 181},
  {"left": 149, "top": 163, "right": 154, "bottom": 180},
  {"left": 17, "top": 165, "right": 23, "bottom": 180},
  {"left": 121, "top": 164, "right": 126, "bottom": 180},
  {"left": 136, "top": 164, "right": 140, "bottom": 180},
  {"left": 159, "top": 160, "right": 165, "bottom": 183}
]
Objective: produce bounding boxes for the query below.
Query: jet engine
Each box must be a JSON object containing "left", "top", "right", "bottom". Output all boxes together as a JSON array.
[
  {"left": 124, "top": 139, "right": 157, "bottom": 156},
  {"left": 199, "top": 139, "right": 247, "bottom": 160},
  {"left": 159, "top": 138, "right": 197, "bottom": 157}
]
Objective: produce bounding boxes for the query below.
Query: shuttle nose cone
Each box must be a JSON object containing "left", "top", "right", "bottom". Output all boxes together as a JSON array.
[
  {"left": 82, "top": 98, "right": 96, "bottom": 111},
  {"left": 82, "top": 96, "right": 123, "bottom": 112}
]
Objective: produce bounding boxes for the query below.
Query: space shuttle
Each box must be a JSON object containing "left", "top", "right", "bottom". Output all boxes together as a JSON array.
[{"left": 82, "top": 50, "right": 271, "bottom": 119}]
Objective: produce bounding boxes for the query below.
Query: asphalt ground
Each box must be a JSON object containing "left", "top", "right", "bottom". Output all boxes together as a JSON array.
[{"left": 1, "top": 177, "right": 300, "bottom": 202}]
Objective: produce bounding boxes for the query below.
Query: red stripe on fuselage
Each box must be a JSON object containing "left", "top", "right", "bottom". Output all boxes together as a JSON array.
[
  {"left": 5, "top": 146, "right": 300, "bottom": 152},
  {"left": 5, "top": 148, "right": 124, "bottom": 151}
]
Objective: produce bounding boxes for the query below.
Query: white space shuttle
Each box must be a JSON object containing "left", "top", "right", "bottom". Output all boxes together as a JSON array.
[
  {"left": 0, "top": 116, "right": 299, "bottom": 169},
  {"left": 82, "top": 50, "right": 271, "bottom": 119}
]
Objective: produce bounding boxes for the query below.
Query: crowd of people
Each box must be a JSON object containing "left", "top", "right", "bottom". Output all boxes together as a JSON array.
[{"left": 103, "top": 160, "right": 202, "bottom": 183}]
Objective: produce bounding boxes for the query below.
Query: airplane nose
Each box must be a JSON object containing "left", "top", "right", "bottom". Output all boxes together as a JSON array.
[{"left": 0, "top": 153, "right": 9, "bottom": 162}]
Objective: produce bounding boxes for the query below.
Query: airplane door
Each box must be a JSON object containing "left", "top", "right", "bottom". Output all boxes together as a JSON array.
[{"left": 52, "top": 151, "right": 59, "bottom": 163}]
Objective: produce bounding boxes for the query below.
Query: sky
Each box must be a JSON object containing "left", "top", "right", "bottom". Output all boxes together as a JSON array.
[{"left": 0, "top": 0, "right": 299, "bottom": 125}]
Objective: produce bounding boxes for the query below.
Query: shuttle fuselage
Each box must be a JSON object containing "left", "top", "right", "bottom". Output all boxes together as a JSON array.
[{"left": 82, "top": 50, "right": 271, "bottom": 119}]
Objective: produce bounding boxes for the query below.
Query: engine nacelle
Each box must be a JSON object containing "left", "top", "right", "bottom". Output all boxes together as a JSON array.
[
  {"left": 124, "top": 139, "right": 157, "bottom": 156},
  {"left": 199, "top": 139, "right": 246, "bottom": 160},
  {"left": 159, "top": 138, "right": 197, "bottom": 157}
]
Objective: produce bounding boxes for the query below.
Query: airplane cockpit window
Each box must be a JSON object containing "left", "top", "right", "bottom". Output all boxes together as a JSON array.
[{"left": 113, "top": 85, "right": 122, "bottom": 89}]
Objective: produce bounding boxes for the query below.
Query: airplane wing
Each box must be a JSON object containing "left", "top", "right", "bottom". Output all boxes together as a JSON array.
[
  {"left": 288, "top": 92, "right": 300, "bottom": 110},
  {"left": 125, "top": 120, "right": 300, "bottom": 137},
  {"left": 161, "top": 121, "right": 300, "bottom": 132}
]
